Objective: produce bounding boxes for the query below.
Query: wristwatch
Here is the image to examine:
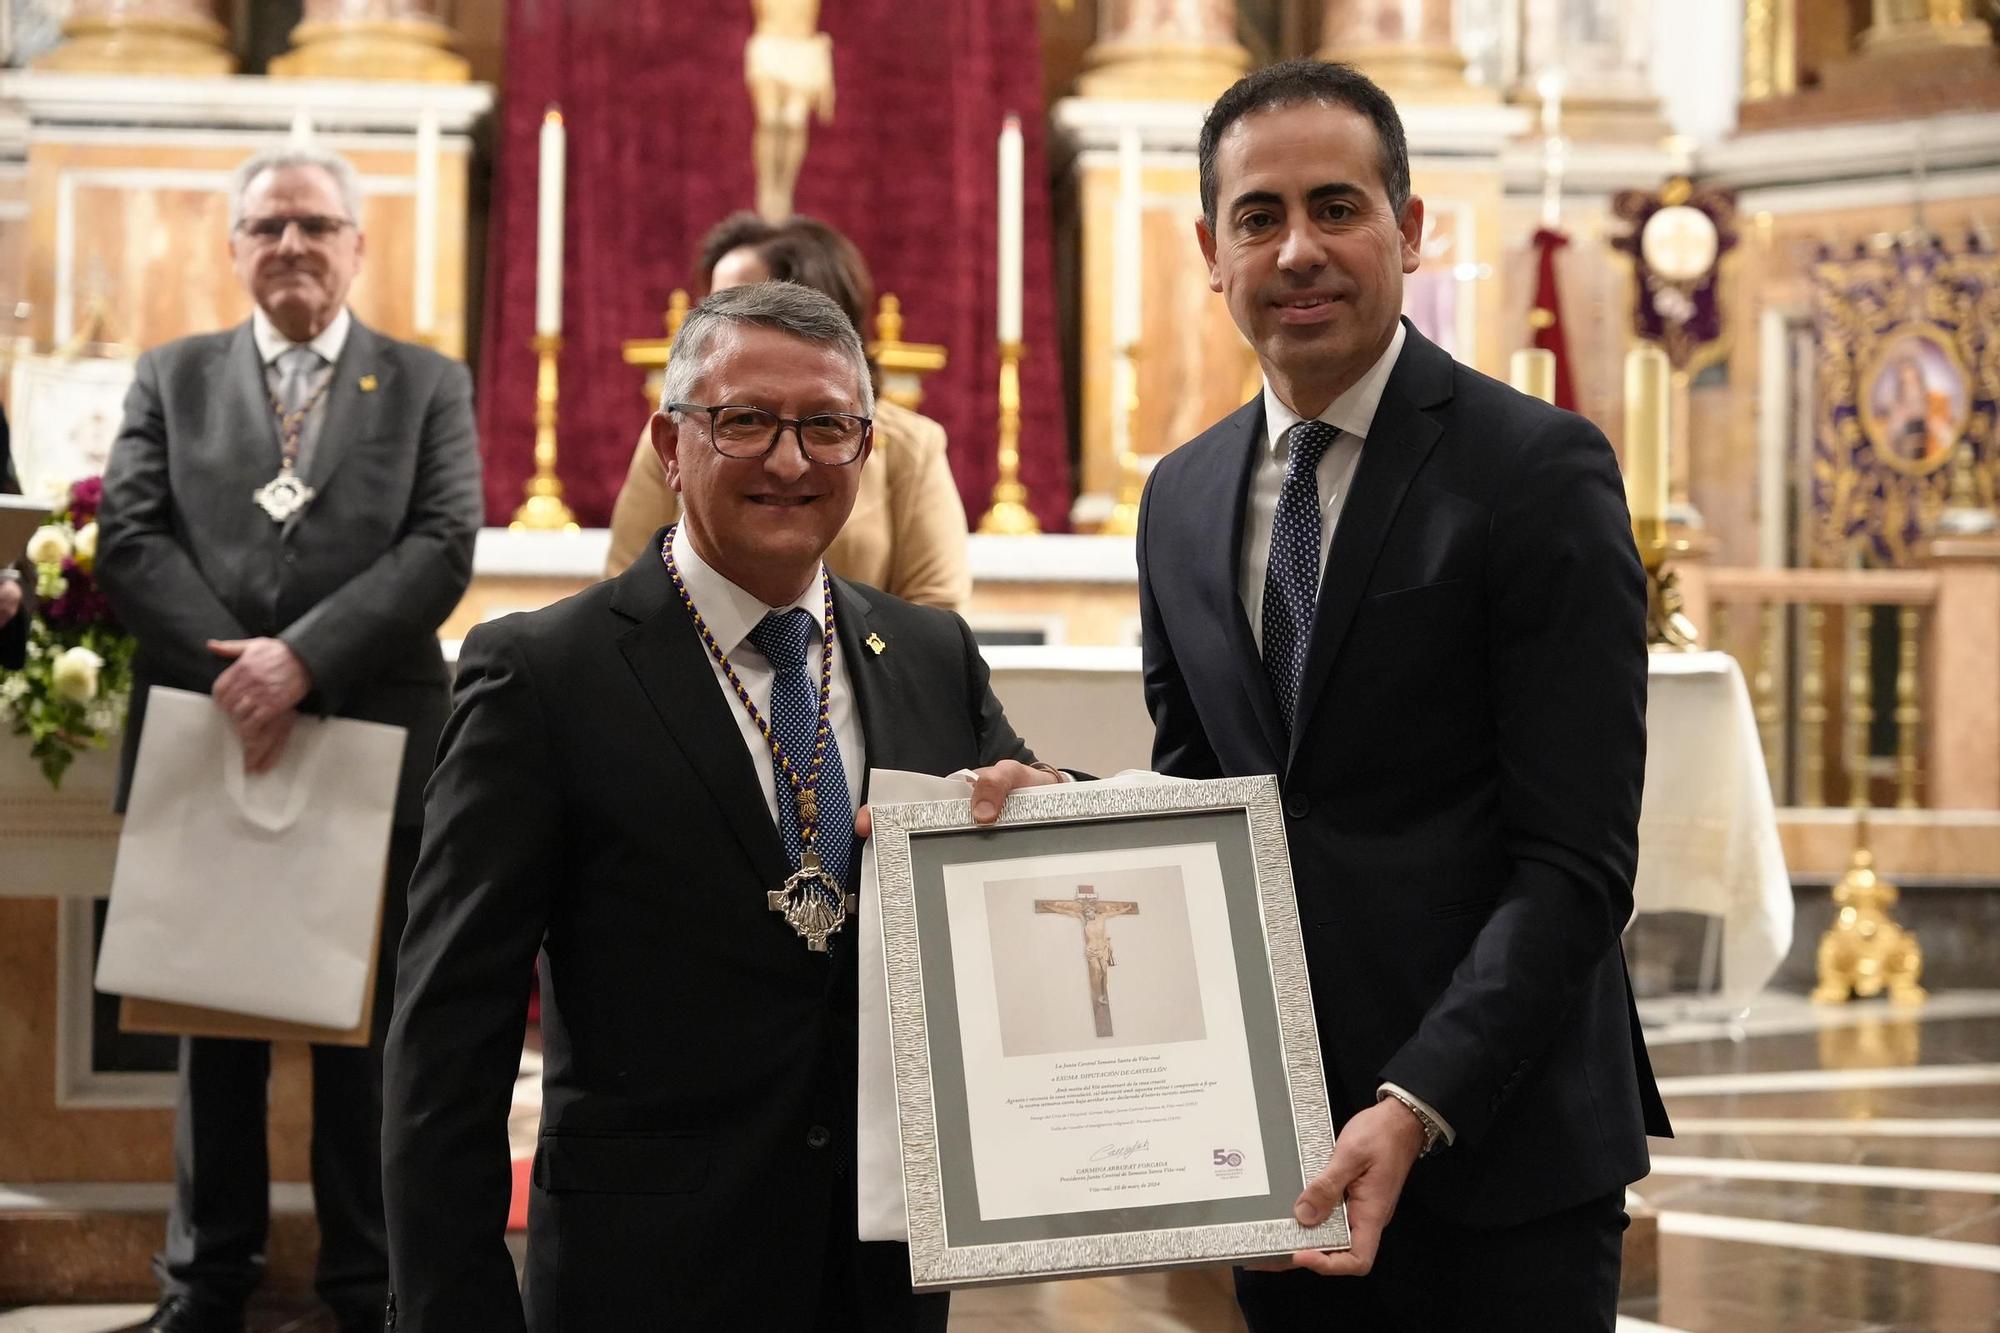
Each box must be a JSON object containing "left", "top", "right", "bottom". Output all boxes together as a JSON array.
[{"left": 1377, "top": 1086, "right": 1446, "bottom": 1157}]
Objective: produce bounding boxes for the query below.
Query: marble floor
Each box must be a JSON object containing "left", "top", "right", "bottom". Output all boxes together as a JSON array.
[{"left": 6, "top": 990, "right": 1997, "bottom": 1332}]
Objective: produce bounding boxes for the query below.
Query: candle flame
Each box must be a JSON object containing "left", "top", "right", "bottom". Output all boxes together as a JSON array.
[{"left": 544, "top": 107, "right": 564, "bottom": 127}]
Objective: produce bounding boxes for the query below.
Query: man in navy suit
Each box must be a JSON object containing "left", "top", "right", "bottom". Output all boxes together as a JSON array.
[{"left": 1136, "top": 60, "right": 1669, "bottom": 1330}]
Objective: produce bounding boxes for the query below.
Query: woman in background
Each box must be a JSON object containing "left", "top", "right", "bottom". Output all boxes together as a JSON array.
[{"left": 604, "top": 212, "right": 971, "bottom": 611}]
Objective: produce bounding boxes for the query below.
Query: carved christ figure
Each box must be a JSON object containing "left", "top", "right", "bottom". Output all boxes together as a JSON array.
[
  {"left": 746, "top": 0, "right": 835, "bottom": 221},
  {"left": 1034, "top": 884, "right": 1141, "bottom": 1037}
]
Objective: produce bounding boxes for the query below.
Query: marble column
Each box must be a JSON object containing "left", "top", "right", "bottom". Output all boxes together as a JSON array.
[
  {"left": 31, "top": 0, "right": 235, "bottom": 76},
  {"left": 1317, "top": 0, "right": 1477, "bottom": 99},
  {"left": 1076, "top": 0, "right": 1250, "bottom": 103},
  {"left": 269, "top": 0, "right": 471, "bottom": 82},
  {"left": 1860, "top": 0, "right": 1994, "bottom": 54}
]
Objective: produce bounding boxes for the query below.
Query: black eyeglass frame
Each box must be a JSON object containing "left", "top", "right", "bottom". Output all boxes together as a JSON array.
[{"left": 666, "top": 401, "right": 875, "bottom": 467}]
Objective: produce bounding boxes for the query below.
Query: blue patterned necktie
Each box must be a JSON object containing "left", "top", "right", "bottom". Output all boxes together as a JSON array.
[
  {"left": 1262, "top": 420, "right": 1338, "bottom": 733},
  {"left": 746, "top": 608, "right": 853, "bottom": 907}
]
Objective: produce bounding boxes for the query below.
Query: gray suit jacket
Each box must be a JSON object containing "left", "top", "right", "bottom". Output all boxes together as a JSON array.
[{"left": 98, "top": 316, "right": 483, "bottom": 825}]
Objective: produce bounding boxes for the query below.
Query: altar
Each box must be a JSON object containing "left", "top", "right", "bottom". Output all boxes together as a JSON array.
[{"left": 445, "top": 528, "right": 1145, "bottom": 649}]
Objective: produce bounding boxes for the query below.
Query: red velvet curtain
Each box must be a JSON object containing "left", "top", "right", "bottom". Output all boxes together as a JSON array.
[{"left": 478, "top": 0, "right": 1071, "bottom": 531}]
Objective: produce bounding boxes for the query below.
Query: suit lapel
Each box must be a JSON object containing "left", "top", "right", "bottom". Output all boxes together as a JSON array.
[
  {"left": 611, "top": 547, "right": 789, "bottom": 889},
  {"left": 303, "top": 318, "right": 385, "bottom": 498},
  {"left": 1192, "top": 398, "right": 1287, "bottom": 772},
  {"left": 832, "top": 577, "right": 898, "bottom": 804},
  {"left": 1287, "top": 324, "right": 1451, "bottom": 766}
]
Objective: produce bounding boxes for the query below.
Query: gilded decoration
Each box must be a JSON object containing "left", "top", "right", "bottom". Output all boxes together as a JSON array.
[
  {"left": 1612, "top": 179, "right": 1739, "bottom": 375},
  {"left": 1811, "top": 238, "right": 2000, "bottom": 566}
]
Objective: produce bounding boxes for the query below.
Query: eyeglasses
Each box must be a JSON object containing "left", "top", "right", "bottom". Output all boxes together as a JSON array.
[
  {"left": 668, "top": 403, "right": 872, "bottom": 466},
  {"left": 236, "top": 215, "right": 354, "bottom": 244}
]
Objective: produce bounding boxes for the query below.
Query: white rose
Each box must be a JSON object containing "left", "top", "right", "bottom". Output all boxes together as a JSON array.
[
  {"left": 51, "top": 646, "right": 103, "bottom": 703},
  {"left": 25, "top": 524, "right": 70, "bottom": 565},
  {"left": 72, "top": 521, "right": 99, "bottom": 567}
]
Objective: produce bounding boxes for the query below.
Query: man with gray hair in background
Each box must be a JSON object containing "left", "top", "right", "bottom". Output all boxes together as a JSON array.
[
  {"left": 97, "top": 144, "right": 483, "bottom": 1333},
  {"left": 382, "top": 282, "right": 1063, "bottom": 1331}
]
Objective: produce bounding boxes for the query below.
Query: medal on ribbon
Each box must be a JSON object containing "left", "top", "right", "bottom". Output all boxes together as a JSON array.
[
  {"left": 255, "top": 364, "right": 330, "bottom": 522},
  {"left": 665, "top": 530, "right": 856, "bottom": 952}
]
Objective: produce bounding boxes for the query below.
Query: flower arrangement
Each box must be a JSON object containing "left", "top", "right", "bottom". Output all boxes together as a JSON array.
[{"left": 2, "top": 476, "right": 135, "bottom": 788}]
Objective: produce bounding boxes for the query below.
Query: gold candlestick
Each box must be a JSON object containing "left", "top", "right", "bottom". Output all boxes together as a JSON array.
[
  {"left": 511, "top": 333, "right": 579, "bottom": 532},
  {"left": 1100, "top": 342, "right": 1143, "bottom": 537},
  {"left": 978, "top": 339, "right": 1040, "bottom": 536}
]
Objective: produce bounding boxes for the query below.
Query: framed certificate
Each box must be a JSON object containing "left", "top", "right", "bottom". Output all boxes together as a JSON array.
[{"left": 870, "top": 774, "right": 1348, "bottom": 1288}]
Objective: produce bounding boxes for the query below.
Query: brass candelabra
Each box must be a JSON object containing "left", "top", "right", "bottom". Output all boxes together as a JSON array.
[
  {"left": 511, "top": 333, "right": 579, "bottom": 532},
  {"left": 978, "top": 340, "right": 1040, "bottom": 536},
  {"left": 1633, "top": 516, "right": 1698, "bottom": 651}
]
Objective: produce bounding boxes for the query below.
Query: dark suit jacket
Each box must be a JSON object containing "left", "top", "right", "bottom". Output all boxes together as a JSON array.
[
  {"left": 1137, "top": 322, "right": 1670, "bottom": 1229},
  {"left": 97, "top": 317, "right": 483, "bottom": 825},
  {"left": 382, "top": 545, "right": 1035, "bottom": 1332}
]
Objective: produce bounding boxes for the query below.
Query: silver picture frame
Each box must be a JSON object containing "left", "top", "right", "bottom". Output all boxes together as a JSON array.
[{"left": 870, "top": 774, "right": 1348, "bottom": 1289}]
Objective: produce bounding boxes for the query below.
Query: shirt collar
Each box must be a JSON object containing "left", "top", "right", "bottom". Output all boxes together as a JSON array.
[
  {"left": 668, "top": 523, "right": 827, "bottom": 660},
  {"left": 1261, "top": 320, "right": 1407, "bottom": 456},
  {"left": 252, "top": 305, "right": 351, "bottom": 369}
]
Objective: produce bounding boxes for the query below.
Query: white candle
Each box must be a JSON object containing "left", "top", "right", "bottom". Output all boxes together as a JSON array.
[
  {"left": 1537, "top": 70, "right": 1563, "bottom": 140},
  {"left": 535, "top": 107, "right": 566, "bottom": 337},
  {"left": 1112, "top": 129, "right": 1141, "bottom": 350},
  {"left": 414, "top": 108, "right": 440, "bottom": 339},
  {"left": 997, "top": 114, "right": 1023, "bottom": 345}
]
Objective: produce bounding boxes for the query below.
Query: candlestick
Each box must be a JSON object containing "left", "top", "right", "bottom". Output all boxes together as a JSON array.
[
  {"left": 1537, "top": 71, "right": 1564, "bottom": 230},
  {"left": 1623, "top": 343, "right": 1669, "bottom": 542},
  {"left": 511, "top": 334, "right": 578, "bottom": 532},
  {"left": 997, "top": 114, "right": 1023, "bottom": 344},
  {"left": 1101, "top": 342, "right": 1143, "bottom": 538},
  {"left": 978, "top": 340, "right": 1040, "bottom": 535},
  {"left": 414, "top": 107, "right": 440, "bottom": 341},
  {"left": 1112, "top": 129, "right": 1141, "bottom": 350},
  {"left": 536, "top": 107, "right": 566, "bottom": 338},
  {"left": 1510, "top": 348, "right": 1555, "bottom": 404}
]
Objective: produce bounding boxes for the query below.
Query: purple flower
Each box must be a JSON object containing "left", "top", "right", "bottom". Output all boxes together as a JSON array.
[
  {"left": 67, "top": 476, "right": 103, "bottom": 524},
  {"left": 43, "top": 562, "right": 115, "bottom": 631}
]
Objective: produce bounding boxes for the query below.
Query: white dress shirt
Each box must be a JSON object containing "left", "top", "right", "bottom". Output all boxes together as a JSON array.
[
  {"left": 1239, "top": 321, "right": 1406, "bottom": 651},
  {"left": 1231, "top": 323, "right": 1455, "bottom": 1147},
  {"left": 668, "top": 524, "right": 866, "bottom": 831},
  {"left": 252, "top": 305, "right": 349, "bottom": 476}
]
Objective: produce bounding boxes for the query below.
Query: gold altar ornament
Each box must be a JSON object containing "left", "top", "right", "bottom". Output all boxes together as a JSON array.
[
  {"left": 1811, "top": 819, "right": 1926, "bottom": 1006},
  {"left": 868, "top": 294, "right": 948, "bottom": 413},
  {"left": 510, "top": 334, "right": 579, "bottom": 532},
  {"left": 978, "top": 340, "right": 1040, "bottom": 536}
]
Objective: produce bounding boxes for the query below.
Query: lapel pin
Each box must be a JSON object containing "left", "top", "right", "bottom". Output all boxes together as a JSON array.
[
  {"left": 866, "top": 632, "right": 886, "bottom": 655},
  {"left": 358, "top": 374, "right": 378, "bottom": 392}
]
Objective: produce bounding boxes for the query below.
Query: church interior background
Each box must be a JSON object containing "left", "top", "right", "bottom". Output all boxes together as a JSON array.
[{"left": 2, "top": 0, "right": 1998, "bottom": 1328}]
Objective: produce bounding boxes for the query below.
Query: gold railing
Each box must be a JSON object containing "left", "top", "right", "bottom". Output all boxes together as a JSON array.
[{"left": 1698, "top": 568, "right": 1940, "bottom": 809}]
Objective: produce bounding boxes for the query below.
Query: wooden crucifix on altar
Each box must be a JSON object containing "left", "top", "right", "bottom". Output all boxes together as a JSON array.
[{"left": 1034, "top": 884, "right": 1140, "bottom": 1038}]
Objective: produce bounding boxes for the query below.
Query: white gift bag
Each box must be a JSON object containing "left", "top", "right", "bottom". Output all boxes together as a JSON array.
[{"left": 95, "top": 686, "right": 407, "bottom": 1029}]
